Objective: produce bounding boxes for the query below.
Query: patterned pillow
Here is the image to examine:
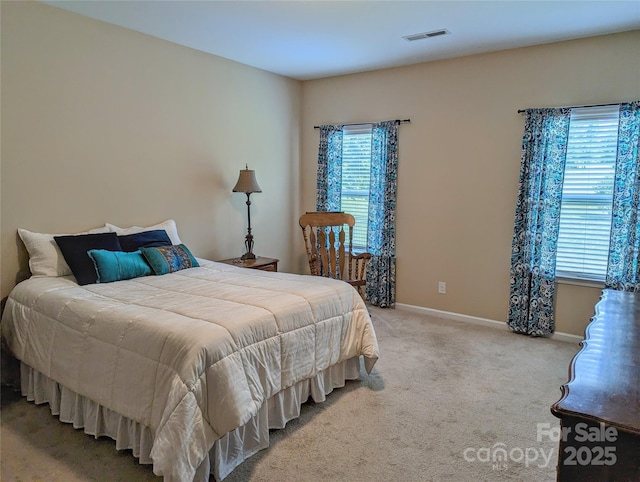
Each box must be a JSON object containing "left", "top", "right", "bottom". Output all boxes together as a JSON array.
[{"left": 140, "top": 244, "right": 199, "bottom": 275}]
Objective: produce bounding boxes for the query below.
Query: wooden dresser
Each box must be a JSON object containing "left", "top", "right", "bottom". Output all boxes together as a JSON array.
[{"left": 551, "top": 289, "right": 640, "bottom": 481}]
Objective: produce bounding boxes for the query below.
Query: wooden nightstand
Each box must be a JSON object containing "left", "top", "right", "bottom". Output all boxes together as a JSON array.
[{"left": 217, "top": 256, "right": 279, "bottom": 272}]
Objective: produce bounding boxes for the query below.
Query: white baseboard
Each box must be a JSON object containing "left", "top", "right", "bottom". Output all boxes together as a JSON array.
[{"left": 395, "top": 303, "right": 583, "bottom": 344}]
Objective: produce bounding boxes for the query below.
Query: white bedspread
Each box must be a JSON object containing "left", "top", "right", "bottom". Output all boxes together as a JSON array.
[{"left": 1, "top": 259, "right": 379, "bottom": 481}]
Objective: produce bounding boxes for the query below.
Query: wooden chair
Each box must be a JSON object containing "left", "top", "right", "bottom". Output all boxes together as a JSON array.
[{"left": 299, "top": 211, "right": 371, "bottom": 298}]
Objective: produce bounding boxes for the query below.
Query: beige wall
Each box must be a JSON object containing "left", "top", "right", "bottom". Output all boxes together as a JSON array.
[
  {"left": 2, "top": 3, "right": 637, "bottom": 337},
  {"left": 300, "top": 31, "right": 640, "bottom": 336},
  {"left": 1, "top": 2, "right": 301, "bottom": 297}
]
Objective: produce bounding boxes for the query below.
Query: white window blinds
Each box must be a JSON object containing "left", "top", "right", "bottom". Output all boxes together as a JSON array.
[
  {"left": 341, "top": 125, "right": 372, "bottom": 249},
  {"left": 556, "top": 105, "right": 620, "bottom": 281}
]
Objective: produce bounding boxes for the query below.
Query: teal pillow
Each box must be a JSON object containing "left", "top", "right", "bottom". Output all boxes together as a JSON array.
[
  {"left": 88, "top": 249, "right": 152, "bottom": 283},
  {"left": 140, "top": 244, "right": 199, "bottom": 275}
]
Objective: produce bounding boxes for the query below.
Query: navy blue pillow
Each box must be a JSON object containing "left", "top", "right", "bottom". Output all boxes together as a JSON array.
[
  {"left": 54, "top": 232, "right": 122, "bottom": 285},
  {"left": 118, "top": 229, "right": 172, "bottom": 252}
]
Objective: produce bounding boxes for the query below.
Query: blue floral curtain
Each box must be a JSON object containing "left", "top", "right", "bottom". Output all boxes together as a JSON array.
[
  {"left": 366, "top": 120, "right": 399, "bottom": 308},
  {"left": 508, "top": 108, "right": 571, "bottom": 336},
  {"left": 606, "top": 101, "right": 640, "bottom": 291},
  {"left": 316, "top": 125, "right": 343, "bottom": 212},
  {"left": 315, "top": 121, "right": 399, "bottom": 307}
]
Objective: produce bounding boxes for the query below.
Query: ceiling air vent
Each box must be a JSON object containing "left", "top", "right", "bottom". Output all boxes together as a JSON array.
[{"left": 403, "top": 29, "right": 450, "bottom": 42}]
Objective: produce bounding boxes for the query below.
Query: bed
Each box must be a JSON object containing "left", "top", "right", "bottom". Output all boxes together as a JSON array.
[{"left": 1, "top": 222, "right": 379, "bottom": 481}]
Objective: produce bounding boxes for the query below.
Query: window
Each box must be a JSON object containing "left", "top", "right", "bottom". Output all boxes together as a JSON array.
[
  {"left": 556, "top": 106, "right": 620, "bottom": 281},
  {"left": 340, "top": 125, "right": 372, "bottom": 250},
  {"left": 317, "top": 120, "right": 400, "bottom": 307}
]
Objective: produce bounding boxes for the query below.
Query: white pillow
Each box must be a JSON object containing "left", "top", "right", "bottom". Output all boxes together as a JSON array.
[
  {"left": 18, "top": 225, "right": 110, "bottom": 277},
  {"left": 106, "top": 219, "right": 182, "bottom": 245}
]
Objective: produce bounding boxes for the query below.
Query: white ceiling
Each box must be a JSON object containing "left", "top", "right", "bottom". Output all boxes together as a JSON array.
[{"left": 45, "top": 0, "right": 640, "bottom": 81}]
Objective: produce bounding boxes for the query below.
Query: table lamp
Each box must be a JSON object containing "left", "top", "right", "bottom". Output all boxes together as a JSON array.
[{"left": 232, "top": 165, "right": 262, "bottom": 260}]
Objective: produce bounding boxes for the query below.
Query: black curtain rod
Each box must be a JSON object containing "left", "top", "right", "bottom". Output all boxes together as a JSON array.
[
  {"left": 314, "top": 119, "right": 411, "bottom": 129},
  {"left": 517, "top": 102, "right": 622, "bottom": 114}
]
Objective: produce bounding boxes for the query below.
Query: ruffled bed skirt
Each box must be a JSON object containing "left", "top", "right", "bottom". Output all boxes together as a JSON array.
[{"left": 19, "top": 357, "right": 362, "bottom": 481}]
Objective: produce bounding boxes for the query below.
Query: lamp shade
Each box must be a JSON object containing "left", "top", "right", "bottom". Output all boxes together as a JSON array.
[{"left": 232, "top": 167, "right": 262, "bottom": 194}]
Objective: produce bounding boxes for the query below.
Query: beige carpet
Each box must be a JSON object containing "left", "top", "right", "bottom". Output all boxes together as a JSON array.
[{"left": 1, "top": 306, "right": 578, "bottom": 481}]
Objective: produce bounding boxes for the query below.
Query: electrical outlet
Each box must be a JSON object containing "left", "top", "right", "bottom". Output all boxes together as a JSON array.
[{"left": 438, "top": 281, "right": 446, "bottom": 294}]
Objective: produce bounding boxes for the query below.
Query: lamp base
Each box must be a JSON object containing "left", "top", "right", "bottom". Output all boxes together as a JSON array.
[{"left": 241, "top": 252, "right": 256, "bottom": 260}]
